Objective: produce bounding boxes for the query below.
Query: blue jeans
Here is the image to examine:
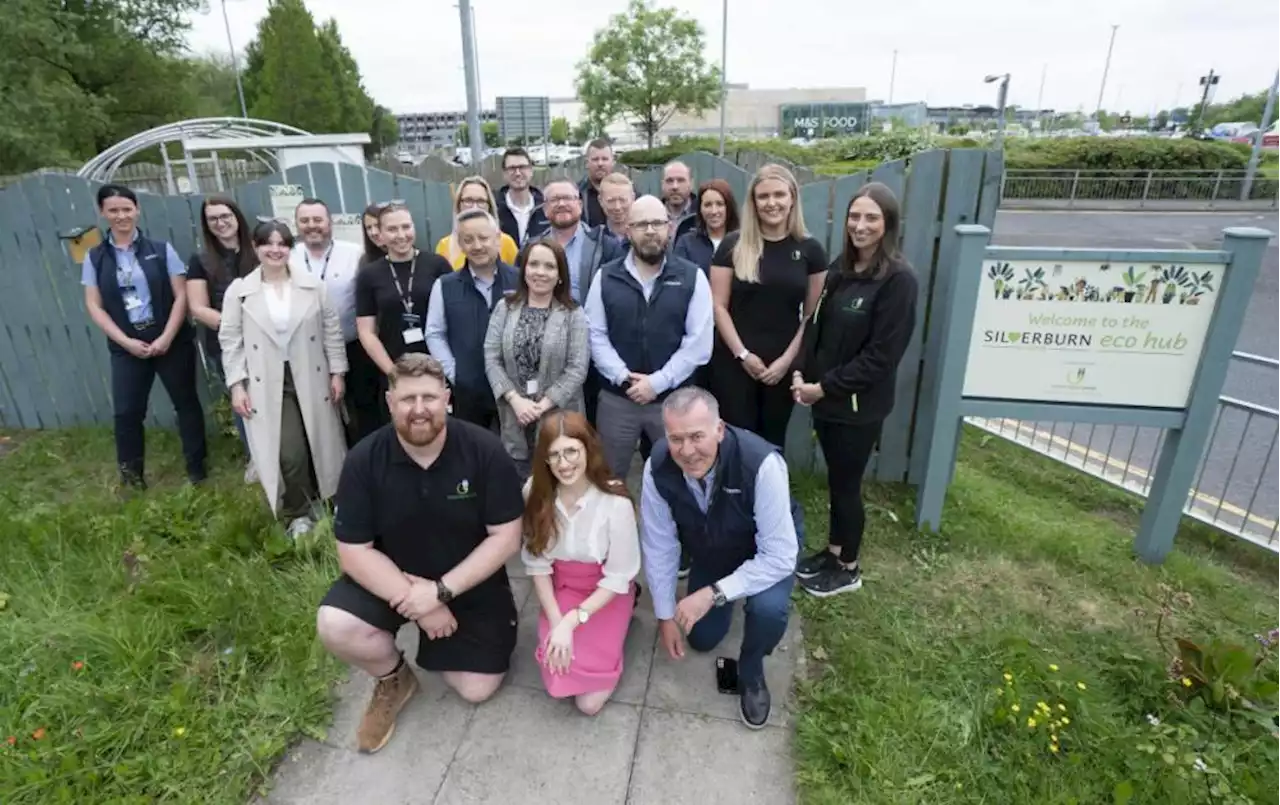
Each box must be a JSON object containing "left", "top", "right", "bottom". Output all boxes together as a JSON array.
[{"left": 685, "top": 563, "right": 794, "bottom": 686}]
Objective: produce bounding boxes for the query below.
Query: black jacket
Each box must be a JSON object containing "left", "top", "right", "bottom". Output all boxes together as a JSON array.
[
  {"left": 796, "top": 261, "right": 919, "bottom": 424},
  {"left": 495, "top": 185, "right": 547, "bottom": 246}
]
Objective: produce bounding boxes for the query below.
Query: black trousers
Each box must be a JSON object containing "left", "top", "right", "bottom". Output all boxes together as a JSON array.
[
  {"left": 709, "top": 353, "right": 794, "bottom": 451},
  {"left": 344, "top": 339, "right": 384, "bottom": 446},
  {"left": 110, "top": 327, "right": 207, "bottom": 484},
  {"left": 451, "top": 384, "right": 499, "bottom": 431},
  {"left": 814, "top": 418, "right": 882, "bottom": 564}
]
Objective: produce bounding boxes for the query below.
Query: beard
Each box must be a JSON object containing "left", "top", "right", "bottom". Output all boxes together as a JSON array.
[
  {"left": 632, "top": 240, "right": 666, "bottom": 264},
  {"left": 395, "top": 412, "right": 444, "bottom": 447}
]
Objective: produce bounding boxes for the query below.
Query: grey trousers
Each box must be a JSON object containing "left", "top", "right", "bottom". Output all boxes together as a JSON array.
[{"left": 597, "top": 389, "right": 666, "bottom": 481}]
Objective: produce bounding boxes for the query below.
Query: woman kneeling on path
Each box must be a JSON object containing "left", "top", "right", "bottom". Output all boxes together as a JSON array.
[
  {"left": 522, "top": 411, "right": 640, "bottom": 715},
  {"left": 220, "top": 221, "right": 349, "bottom": 538}
]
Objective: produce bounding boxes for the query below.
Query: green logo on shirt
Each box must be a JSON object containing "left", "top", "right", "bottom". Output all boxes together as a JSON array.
[
  {"left": 447, "top": 479, "right": 476, "bottom": 500},
  {"left": 845, "top": 297, "right": 865, "bottom": 312}
]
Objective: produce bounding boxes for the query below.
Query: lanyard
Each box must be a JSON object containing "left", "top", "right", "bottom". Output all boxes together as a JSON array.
[
  {"left": 387, "top": 252, "right": 418, "bottom": 314},
  {"left": 304, "top": 243, "right": 334, "bottom": 280}
]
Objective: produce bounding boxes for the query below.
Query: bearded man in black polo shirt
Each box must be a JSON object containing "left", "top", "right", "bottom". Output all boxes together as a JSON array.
[{"left": 316, "top": 353, "right": 525, "bottom": 754}]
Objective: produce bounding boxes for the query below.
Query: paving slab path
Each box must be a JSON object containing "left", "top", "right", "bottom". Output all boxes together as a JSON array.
[{"left": 259, "top": 556, "right": 802, "bottom": 805}]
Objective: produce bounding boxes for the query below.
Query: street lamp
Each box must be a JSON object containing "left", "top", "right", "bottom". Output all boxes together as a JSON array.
[
  {"left": 219, "top": 0, "right": 249, "bottom": 118},
  {"left": 985, "top": 73, "right": 1010, "bottom": 150}
]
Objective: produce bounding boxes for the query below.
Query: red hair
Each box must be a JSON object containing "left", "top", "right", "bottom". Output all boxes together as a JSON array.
[{"left": 522, "top": 411, "right": 630, "bottom": 556}]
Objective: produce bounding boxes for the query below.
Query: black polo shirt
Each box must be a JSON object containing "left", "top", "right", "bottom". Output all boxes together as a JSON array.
[
  {"left": 355, "top": 252, "right": 451, "bottom": 362},
  {"left": 333, "top": 419, "right": 524, "bottom": 612}
]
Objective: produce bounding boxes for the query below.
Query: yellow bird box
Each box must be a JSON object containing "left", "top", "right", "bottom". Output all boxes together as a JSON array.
[{"left": 59, "top": 226, "right": 102, "bottom": 264}]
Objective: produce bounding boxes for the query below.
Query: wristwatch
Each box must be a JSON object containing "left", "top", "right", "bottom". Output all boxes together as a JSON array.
[
  {"left": 710, "top": 583, "right": 728, "bottom": 607},
  {"left": 576, "top": 608, "right": 591, "bottom": 625},
  {"left": 434, "top": 578, "right": 455, "bottom": 604},
  {"left": 735, "top": 347, "right": 750, "bottom": 361}
]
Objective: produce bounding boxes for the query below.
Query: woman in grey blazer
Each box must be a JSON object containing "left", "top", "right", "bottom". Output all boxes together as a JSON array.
[{"left": 484, "top": 238, "right": 589, "bottom": 476}]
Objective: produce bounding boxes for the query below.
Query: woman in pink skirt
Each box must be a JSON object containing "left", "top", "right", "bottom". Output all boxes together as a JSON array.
[{"left": 521, "top": 410, "right": 640, "bottom": 715}]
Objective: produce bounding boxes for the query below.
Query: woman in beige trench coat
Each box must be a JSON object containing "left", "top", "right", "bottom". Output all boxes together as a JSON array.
[{"left": 220, "top": 221, "right": 348, "bottom": 538}]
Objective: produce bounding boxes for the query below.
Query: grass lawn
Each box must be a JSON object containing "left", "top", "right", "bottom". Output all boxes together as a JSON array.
[
  {"left": 0, "top": 427, "right": 344, "bottom": 803},
  {"left": 793, "top": 427, "right": 1279, "bottom": 805}
]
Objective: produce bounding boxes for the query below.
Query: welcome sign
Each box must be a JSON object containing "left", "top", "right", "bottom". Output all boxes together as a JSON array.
[{"left": 963, "top": 259, "right": 1225, "bottom": 409}]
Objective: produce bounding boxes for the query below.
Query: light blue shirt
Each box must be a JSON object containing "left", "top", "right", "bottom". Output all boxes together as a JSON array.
[
  {"left": 584, "top": 253, "right": 713, "bottom": 395},
  {"left": 562, "top": 224, "right": 587, "bottom": 303},
  {"left": 80, "top": 229, "right": 186, "bottom": 324},
  {"left": 639, "top": 451, "right": 799, "bottom": 620},
  {"left": 424, "top": 266, "right": 495, "bottom": 383}
]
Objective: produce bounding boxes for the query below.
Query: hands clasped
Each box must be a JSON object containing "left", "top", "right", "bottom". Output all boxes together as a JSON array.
[{"left": 392, "top": 575, "right": 457, "bottom": 640}]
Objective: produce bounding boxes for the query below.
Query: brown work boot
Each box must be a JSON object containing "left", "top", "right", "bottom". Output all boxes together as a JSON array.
[{"left": 356, "top": 659, "right": 419, "bottom": 753}]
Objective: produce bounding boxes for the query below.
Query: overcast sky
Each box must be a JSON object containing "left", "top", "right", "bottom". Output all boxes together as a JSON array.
[{"left": 191, "top": 0, "right": 1278, "bottom": 117}]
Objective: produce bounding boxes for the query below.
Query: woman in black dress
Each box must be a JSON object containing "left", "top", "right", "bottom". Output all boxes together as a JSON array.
[{"left": 707, "top": 164, "right": 827, "bottom": 450}]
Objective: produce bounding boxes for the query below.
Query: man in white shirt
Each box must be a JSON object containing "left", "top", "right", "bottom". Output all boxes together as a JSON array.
[
  {"left": 495, "top": 147, "right": 546, "bottom": 245},
  {"left": 291, "top": 199, "right": 377, "bottom": 445}
]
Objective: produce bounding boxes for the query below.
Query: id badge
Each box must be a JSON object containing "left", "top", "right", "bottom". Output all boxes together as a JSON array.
[
  {"left": 124, "top": 293, "right": 143, "bottom": 312},
  {"left": 525, "top": 379, "right": 539, "bottom": 395},
  {"left": 402, "top": 327, "right": 424, "bottom": 345}
]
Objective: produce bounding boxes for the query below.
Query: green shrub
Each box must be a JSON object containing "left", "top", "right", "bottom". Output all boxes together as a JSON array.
[{"left": 1005, "top": 138, "right": 1250, "bottom": 172}]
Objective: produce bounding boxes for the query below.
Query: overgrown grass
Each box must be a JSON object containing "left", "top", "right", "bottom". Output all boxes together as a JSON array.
[
  {"left": 793, "top": 426, "right": 1278, "bottom": 805},
  {"left": 0, "top": 428, "right": 344, "bottom": 804}
]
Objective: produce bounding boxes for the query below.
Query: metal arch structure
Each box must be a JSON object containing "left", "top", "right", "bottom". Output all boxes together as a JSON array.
[{"left": 78, "top": 117, "right": 313, "bottom": 195}]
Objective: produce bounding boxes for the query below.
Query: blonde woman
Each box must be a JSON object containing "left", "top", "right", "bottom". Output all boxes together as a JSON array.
[
  {"left": 707, "top": 164, "right": 827, "bottom": 450},
  {"left": 435, "top": 176, "right": 520, "bottom": 269},
  {"left": 221, "top": 221, "right": 349, "bottom": 538}
]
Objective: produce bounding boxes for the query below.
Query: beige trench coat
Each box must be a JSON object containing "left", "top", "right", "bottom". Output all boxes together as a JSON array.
[{"left": 219, "top": 268, "right": 349, "bottom": 515}]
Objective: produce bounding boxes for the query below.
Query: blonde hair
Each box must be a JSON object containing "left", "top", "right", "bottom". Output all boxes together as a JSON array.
[
  {"left": 600, "top": 172, "right": 634, "bottom": 191},
  {"left": 731, "top": 164, "right": 808, "bottom": 283},
  {"left": 447, "top": 176, "right": 499, "bottom": 264}
]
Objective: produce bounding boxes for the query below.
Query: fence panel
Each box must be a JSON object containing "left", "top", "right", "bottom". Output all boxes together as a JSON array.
[
  {"left": 284, "top": 164, "right": 316, "bottom": 197},
  {"left": 871, "top": 158, "right": 908, "bottom": 203},
  {"left": 309, "top": 163, "right": 342, "bottom": 215},
  {"left": 0, "top": 187, "right": 61, "bottom": 428},
  {"left": 366, "top": 167, "right": 398, "bottom": 207},
  {"left": 829, "top": 171, "right": 868, "bottom": 256},
  {"left": 8, "top": 179, "right": 94, "bottom": 426},
  {"left": 909, "top": 149, "right": 987, "bottom": 484},
  {"left": 338, "top": 163, "right": 369, "bottom": 214},
  {"left": 423, "top": 180, "right": 456, "bottom": 249},
  {"left": 63, "top": 178, "right": 116, "bottom": 411},
  {"left": 799, "top": 179, "right": 834, "bottom": 256}
]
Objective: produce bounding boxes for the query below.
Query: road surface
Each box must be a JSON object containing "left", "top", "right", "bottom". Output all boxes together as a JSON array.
[{"left": 986, "top": 210, "right": 1278, "bottom": 546}]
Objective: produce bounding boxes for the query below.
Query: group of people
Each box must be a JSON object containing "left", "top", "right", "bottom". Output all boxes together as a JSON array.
[{"left": 80, "top": 139, "right": 918, "bottom": 746}]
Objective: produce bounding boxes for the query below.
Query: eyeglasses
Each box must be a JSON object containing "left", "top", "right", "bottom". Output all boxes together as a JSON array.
[
  {"left": 629, "top": 220, "right": 668, "bottom": 232},
  {"left": 545, "top": 445, "right": 583, "bottom": 466},
  {"left": 206, "top": 213, "right": 235, "bottom": 225},
  {"left": 545, "top": 195, "right": 580, "bottom": 206},
  {"left": 505, "top": 164, "right": 532, "bottom": 172}
]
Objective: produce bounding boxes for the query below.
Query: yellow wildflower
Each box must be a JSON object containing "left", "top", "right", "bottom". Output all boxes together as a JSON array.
[
  {"left": 1048, "top": 664, "right": 1059, "bottom": 672},
  {"left": 1003, "top": 673, "right": 1013, "bottom": 683},
  {"left": 1049, "top": 743, "right": 1060, "bottom": 753},
  {"left": 1027, "top": 717, "right": 1037, "bottom": 728},
  {"left": 1036, "top": 701, "right": 1050, "bottom": 712},
  {"left": 1057, "top": 704, "right": 1067, "bottom": 712},
  {"left": 173, "top": 727, "right": 186, "bottom": 738},
  {"left": 1181, "top": 677, "right": 1193, "bottom": 688},
  {"left": 1011, "top": 704, "right": 1021, "bottom": 713},
  {"left": 995, "top": 688, "right": 1003, "bottom": 696},
  {"left": 1051, "top": 733, "right": 1058, "bottom": 742},
  {"left": 1061, "top": 717, "right": 1070, "bottom": 725},
  {"left": 1076, "top": 682, "right": 1087, "bottom": 690}
]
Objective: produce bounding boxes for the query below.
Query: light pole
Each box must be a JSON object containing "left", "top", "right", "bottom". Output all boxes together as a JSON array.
[
  {"left": 457, "top": 0, "right": 484, "bottom": 165},
  {"left": 220, "top": 0, "right": 248, "bottom": 118},
  {"left": 888, "top": 49, "right": 898, "bottom": 105},
  {"left": 717, "top": 0, "right": 728, "bottom": 157},
  {"left": 1094, "top": 24, "right": 1119, "bottom": 122},
  {"left": 985, "top": 73, "right": 1010, "bottom": 150}
]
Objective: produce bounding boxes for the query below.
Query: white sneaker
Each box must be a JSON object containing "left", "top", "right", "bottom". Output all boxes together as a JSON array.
[
  {"left": 244, "top": 460, "right": 258, "bottom": 484},
  {"left": 286, "top": 517, "right": 314, "bottom": 540}
]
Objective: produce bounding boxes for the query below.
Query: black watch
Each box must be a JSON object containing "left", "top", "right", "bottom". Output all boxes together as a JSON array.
[
  {"left": 434, "top": 579, "right": 455, "bottom": 604},
  {"left": 710, "top": 583, "right": 728, "bottom": 607}
]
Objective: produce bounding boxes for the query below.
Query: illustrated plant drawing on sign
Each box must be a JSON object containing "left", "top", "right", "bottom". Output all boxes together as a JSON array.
[{"left": 985, "top": 263, "right": 1218, "bottom": 306}]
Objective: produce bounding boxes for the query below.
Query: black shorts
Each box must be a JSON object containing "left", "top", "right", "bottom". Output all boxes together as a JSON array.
[{"left": 320, "top": 574, "right": 518, "bottom": 674}]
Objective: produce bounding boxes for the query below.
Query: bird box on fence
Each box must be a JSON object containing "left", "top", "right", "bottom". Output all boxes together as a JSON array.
[{"left": 58, "top": 226, "right": 102, "bottom": 264}]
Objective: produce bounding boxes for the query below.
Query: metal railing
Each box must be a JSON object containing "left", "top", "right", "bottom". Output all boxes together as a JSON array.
[
  {"left": 966, "top": 351, "right": 1279, "bottom": 551},
  {"left": 1001, "top": 169, "right": 1280, "bottom": 207}
]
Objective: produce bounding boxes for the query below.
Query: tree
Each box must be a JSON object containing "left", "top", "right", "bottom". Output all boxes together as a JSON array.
[
  {"left": 574, "top": 0, "right": 720, "bottom": 149},
  {"left": 549, "top": 116, "right": 570, "bottom": 145},
  {"left": 241, "top": 0, "right": 342, "bottom": 132}
]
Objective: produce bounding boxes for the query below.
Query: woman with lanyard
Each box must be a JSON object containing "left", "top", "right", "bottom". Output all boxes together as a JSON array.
[
  {"left": 355, "top": 203, "right": 452, "bottom": 419},
  {"left": 435, "top": 177, "right": 519, "bottom": 269},
  {"left": 791, "top": 183, "right": 919, "bottom": 597},
  {"left": 186, "top": 196, "right": 257, "bottom": 478},
  {"left": 708, "top": 164, "right": 827, "bottom": 452},
  {"left": 81, "top": 184, "right": 207, "bottom": 489}
]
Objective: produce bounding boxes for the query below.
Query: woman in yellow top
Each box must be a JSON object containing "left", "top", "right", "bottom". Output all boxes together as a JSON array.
[{"left": 435, "top": 176, "right": 520, "bottom": 269}]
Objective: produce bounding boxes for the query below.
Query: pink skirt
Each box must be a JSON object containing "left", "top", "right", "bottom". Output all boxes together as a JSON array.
[{"left": 535, "top": 560, "right": 635, "bottom": 698}]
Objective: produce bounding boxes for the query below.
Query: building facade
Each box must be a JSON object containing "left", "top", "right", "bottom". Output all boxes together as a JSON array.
[{"left": 396, "top": 109, "right": 498, "bottom": 154}]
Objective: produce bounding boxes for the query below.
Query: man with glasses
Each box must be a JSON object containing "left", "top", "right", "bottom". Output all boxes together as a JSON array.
[
  {"left": 524, "top": 179, "right": 622, "bottom": 304},
  {"left": 495, "top": 148, "right": 545, "bottom": 245},
  {"left": 584, "top": 195, "right": 713, "bottom": 481}
]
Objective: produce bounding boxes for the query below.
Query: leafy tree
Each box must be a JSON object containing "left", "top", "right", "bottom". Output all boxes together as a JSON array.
[
  {"left": 483, "top": 121, "right": 501, "bottom": 147},
  {"left": 549, "top": 116, "right": 570, "bottom": 145},
  {"left": 369, "top": 104, "right": 400, "bottom": 155},
  {"left": 241, "top": 0, "right": 342, "bottom": 132},
  {"left": 574, "top": 0, "right": 720, "bottom": 149}
]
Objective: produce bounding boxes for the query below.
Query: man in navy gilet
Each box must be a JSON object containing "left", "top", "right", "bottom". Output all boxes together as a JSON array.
[
  {"left": 584, "top": 195, "right": 713, "bottom": 481},
  {"left": 639, "top": 387, "right": 803, "bottom": 729}
]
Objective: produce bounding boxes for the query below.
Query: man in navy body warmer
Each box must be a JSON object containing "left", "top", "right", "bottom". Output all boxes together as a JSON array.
[{"left": 639, "top": 386, "right": 803, "bottom": 729}]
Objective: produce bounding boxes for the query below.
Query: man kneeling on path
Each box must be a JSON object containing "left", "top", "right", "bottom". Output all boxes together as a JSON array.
[
  {"left": 316, "top": 353, "right": 525, "bottom": 753},
  {"left": 639, "top": 387, "right": 802, "bottom": 729}
]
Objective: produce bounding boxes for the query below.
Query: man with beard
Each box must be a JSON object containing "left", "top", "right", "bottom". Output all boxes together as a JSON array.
[
  {"left": 585, "top": 195, "right": 713, "bottom": 481},
  {"left": 661, "top": 161, "right": 699, "bottom": 247},
  {"left": 524, "top": 179, "right": 622, "bottom": 304},
  {"left": 578, "top": 138, "right": 615, "bottom": 228},
  {"left": 316, "top": 353, "right": 524, "bottom": 754},
  {"left": 290, "top": 198, "right": 378, "bottom": 445},
  {"left": 495, "top": 147, "right": 546, "bottom": 245}
]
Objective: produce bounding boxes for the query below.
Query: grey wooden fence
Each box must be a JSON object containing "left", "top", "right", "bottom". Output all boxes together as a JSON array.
[{"left": 0, "top": 148, "right": 1001, "bottom": 484}]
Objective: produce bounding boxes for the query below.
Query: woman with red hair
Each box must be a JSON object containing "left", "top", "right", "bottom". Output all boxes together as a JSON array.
[{"left": 521, "top": 411, "right": 640, "bottom": 715}]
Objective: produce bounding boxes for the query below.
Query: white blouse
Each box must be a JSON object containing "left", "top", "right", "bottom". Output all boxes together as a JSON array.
[
  {"left": 521, "top": 482, "right": 641, "bottom": 595},
  {"left": 265, "top": 282, "right": 292, "bottom": 333}
]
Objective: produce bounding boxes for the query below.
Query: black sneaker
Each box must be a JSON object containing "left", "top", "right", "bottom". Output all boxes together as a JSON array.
[
  {"left": 800, "top": 565, "right": 863, "bottom": 597},
  {"left": 677, "top": 549, "right": 691, "bottom": 579},
  {"left": 795, "top": 549, "right": 840, "bottom": 579},
  {"left": 739, "top": 678, "right": 771, "bottom": 730}
]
